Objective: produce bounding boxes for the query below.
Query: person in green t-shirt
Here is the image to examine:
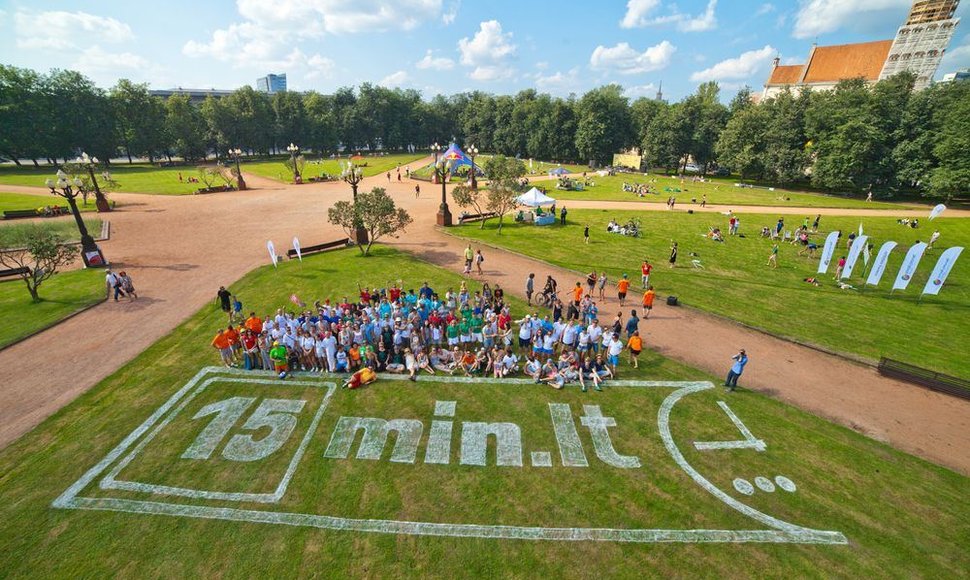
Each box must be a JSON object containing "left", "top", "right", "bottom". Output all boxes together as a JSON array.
[
  {"left": 470, "top": 316, "right": 484, "bottom": 343},
  {"left": 270, "top": 341, "right": 289, "bottom": 379},
  {"left": 446, "top": 321, "right": 460, "bottom": 348},
  {"left": 458, "top": 318, "right": 471, "bottom": 346}
]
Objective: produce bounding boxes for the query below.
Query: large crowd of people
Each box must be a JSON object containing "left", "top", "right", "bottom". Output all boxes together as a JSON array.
[{"left": 210, "top": 276, "right": 653, "bottom": 392}]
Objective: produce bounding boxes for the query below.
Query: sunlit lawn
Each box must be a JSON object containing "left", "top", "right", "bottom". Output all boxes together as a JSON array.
[
  {"left": 0, "top": 164, "right": 203, "bottom": 195},
  {"left": 0, "top": 191, "right": 100, "bottom": 214},
  {"left": 241, "top": 153, "right": 427, "bottom": 182},
  {"left": 536, "top": 174, "right": 924, "bottom": 210},
  {"left": 0, "top": 267, "right": 103, "bottom": 349},
  {"left": 0, "top": 247, "right": 966, "bottom": 577},
  {"left": 0, "top": 217, "right": 103, "bottom": 248},
  {"left": 456, "top": 211, "right": 969, "bottom": 378}
]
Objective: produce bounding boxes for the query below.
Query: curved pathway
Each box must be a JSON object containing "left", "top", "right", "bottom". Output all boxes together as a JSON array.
[{"left": 1, "top": 171, "right": 968, "bottom": 475}]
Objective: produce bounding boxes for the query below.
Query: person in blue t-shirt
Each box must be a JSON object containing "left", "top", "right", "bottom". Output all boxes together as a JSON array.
[{"left": 725, "top": 349, "right": 748, "bottom": 391}]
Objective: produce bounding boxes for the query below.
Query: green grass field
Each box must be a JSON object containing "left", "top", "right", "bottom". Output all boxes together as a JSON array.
[
  {"left": 455, "top": 211, "right": 969, "bottom": 379},
  {"left": 241, "top": 153, "right": 426, "bottom": 182},
  {"left": 534, "top": 175, "right": 923, "bottom": 210},
  {"left": 0, "top": 267, "right": 103, "bottom": 349},
  {"left": 0, "top": 192, "right": 100, "bottom": 214},
  {"left": 0, "top": 217, "right": 103, "bottom": 248},
  {"left": 0, "top": 247, "right": 966, "bottom": 577},
  {"left": 0, "top": 164, "right": 204, "bottom": 195}
]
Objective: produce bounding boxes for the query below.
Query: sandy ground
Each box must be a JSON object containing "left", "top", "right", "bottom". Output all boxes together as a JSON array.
[{"left": 2, "top": 170, "right": 968, "bottom": 475}]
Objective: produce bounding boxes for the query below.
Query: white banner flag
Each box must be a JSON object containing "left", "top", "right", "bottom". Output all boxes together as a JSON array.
[
  {"left": 921, "top": 246, "right": 964, "bottom": 296},
  {"left": 928, "top": 203, "right": 946, "bottom": 220},
  {"left": 891, "top": 242, "right": 928, "bottom": 291},
  {"left": 817, "top": 231, "right": 840, "bottom": 274},
  {"left": 292, "top": 236, "right": 303, "bottom": 262},
  {"left": 863, "top": 240, "right": 872, "bottom": 266},
  {"left": 267, "top": 240, "right": 278, "bottom": 268},
  {"left": 858, "top": 223, "right": 864, "bottom": 236},
  {"left": 841, "top": 235, "right": 868, "bottom": 279},
  {"left": 866, "top": 241, "right": 897, "bottom": 287}
]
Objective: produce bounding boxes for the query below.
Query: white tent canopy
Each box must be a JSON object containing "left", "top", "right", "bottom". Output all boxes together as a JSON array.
[{"left": 517, "top": 187, "right": 557, "bottom": 207}]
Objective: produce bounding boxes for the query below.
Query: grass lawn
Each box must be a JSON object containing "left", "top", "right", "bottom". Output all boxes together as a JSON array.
[
  {"left": 0, "top": 217, "right": 103, "bottom": 248},
  {"left": 0, "top": 247, "right": 966, "bottom": 577},
  {"left": 535, "top": 175, "right": 924, "bottom": 210},
  {"left": 241, "top": 153, "right": 426, "bottom": 182},
  {"left": 0, "top": 164, "right": 204, "bottom": 195},
  {"left": 413, "top": 156, "right": 589, "bottom": 181},
  {"left": 0, "top": 192, "right": 100, "bottom": 214},
  {"left": 0, "top": 267, "right": 103, "bottom": 349},
  {"left": 455, "top": 211, "right": 969, "bottom": 378}
]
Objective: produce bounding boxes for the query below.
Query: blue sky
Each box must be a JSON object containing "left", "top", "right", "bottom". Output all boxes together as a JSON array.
[{"left": 1, "top": 0, "right": 969, "bottom": 101}]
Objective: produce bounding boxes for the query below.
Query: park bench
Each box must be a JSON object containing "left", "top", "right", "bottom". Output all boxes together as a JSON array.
[
  {"left": 0, "top": 266, "right": 30, "bottom": 280},
  {"left": 3, "top": 206, "right": 70, "bottom": 220},
  {"left": 458, "top": 212, "right": 497, "bottom": 224},
  {"left": 877, "top": 357, "right": 970, "bottom": 401},
  {"left": 286, "top": 238, "right": 353, "bottom": 259}
]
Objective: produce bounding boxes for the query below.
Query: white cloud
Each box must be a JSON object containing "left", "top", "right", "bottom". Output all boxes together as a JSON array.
[
  {"left": 792, "top": 0, "right": 909, "bottom": 39},
  {"left": 416, "top": 50, "right": 455, "bottom": 70},
  {"left": 690, "top": 45, "right": 776, "bottom": 82},
  {"left": 590, "top": 41, "right": 676, "bottom": 75},
  {"left": 756, "top": 3, "right": 776, "bottom": 16},
  {"left": 624, "top": 83, "right": 659, "bottom": 98},
  {"left": 458, "top": 20, "right": 517, "bottom": 81},
  {"left": 304, "top": 54, "right": 336, "bottom": 80},
  {"left": 380, "top": 70, "right": 409, "bottom": 87},
  {"left": 939, "top": 34, "right": 970, "bottom": 75},
  {"left": 442, "top": 0, "right": 460, "bottom": 25},
  {"left": 14, "top": 10, "right": 134, "bottom": 50},
  {"left": 234, "top": 0, "right": 442, "bottom": 35},
  {"left": 534, "top": 68, "right": 581, "bottom": 93},
  {"left": 620, "top": 0, "right": 718, "bottom": 32},
  {"left": 72, "top": 46, "right": 149, "bottom": 74},
  {"left": 620, "top": 0, "right": 662, "bottom": 28},
  {"left": 535, "top": 61, "right": 549, "bottom": 70}
]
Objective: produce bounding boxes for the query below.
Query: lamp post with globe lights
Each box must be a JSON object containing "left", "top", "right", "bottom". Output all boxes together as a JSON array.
[
  {"left": 228, "top": 148, "right": 247, "bottom": 190},
  {"left": 74, "top": 152, "right": 111, "bottom": 212},
  {"left": 467, "top": 144, "right": 480, "bottom": 189},
  {"left": 45, "top": 171, "right": 107, "bottom": 267},
  {"left": 341, "top": 162, "right": 369, "bottom": 244},
  {"left": 431, "top": 143, "right": 453, "bottom": 227},
  {"left": 286, "top": 143, "right": 302, "bottom": 184}
]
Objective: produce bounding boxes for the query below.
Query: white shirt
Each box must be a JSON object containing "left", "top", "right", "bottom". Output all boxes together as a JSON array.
[
  {"left": 518, "top": 322, "right": 532, "bottom": 340},
  {"left": 608, "top": 340, "right": 624, "bottom": 357},
  {"left": 502, "top": 354, "right": 518, "bottom": 370},
  {"left": 562, "top": 324, "right": 578, "bottom": 344},
  {"left": 588, "top": 324, "right": 602, "bottom": 344}
]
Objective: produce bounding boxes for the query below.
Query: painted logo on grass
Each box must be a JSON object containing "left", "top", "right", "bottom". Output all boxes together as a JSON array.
[{"left": 54, "top": 367, "right": 846, "bottom": 544}]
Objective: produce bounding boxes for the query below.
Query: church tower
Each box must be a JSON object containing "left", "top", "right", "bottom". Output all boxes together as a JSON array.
[{"left": 879, "top": 0, "right": 961, "bottom": 89}]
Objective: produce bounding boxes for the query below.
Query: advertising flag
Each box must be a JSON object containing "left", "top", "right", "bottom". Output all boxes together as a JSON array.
[
  {"left": 863, "top": 240, "right": 872, "bottom": 266},
  {"left": 858, "top": 223, "right": 864, "bottom": 236},
  {"left": 891, "top": 242, "right": 928, "bottom": 291},
  {"left": 267, "top": 240, "right": 278, "bottom": 268},
  {"left": 921, "top": 247, "right": 964, "bottom": 296},
  {"left": 817, "top": 231, "right": 840, "bottom": 274},
  {"left": 866, "top": 241, "right": 897, "bottom": 286},
  {"left": 292, "top": 237, "right": 303, "bottom": 262},
  {"left": 841, "top": 235, "right": 868, "bottom": 279},
  {"left": 928, "top": 204, "right": 946, "bottom": 220}
]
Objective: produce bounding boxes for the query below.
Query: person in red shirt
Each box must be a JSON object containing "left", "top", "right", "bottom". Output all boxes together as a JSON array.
[
  {"left": 359, "top": 286, "right": 371, "bottom": 304},
  {"left": 641, "top": 260, "right": 653, "bottom": 289},
  {"left": 241, "top": 330, "right": 259, "bottom": 370},
  {"left": 389, "top": 284, "right": 402, "bottom": 302}
]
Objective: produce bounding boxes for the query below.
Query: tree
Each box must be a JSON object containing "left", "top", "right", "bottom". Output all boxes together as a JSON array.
[
  {"left": 927, "top": 81, "right": 970, "bottom": 200},
  {"left": 641, "top": 102, "right": 681, "bottom": 172},
  {"left": 574, "top": 85, "right": 633, "bottom": 165},
  {"left": 452, "top": 184, "right": 490, "bottom": 228},
  {"left": 327, "top": 187, "right": 412, "bottom": 255},
  {"left": 483, "top": 155, "right": 526, "bottom": 234},
  {"left": 715, "top": 105, "right": 767, "bottom": 180},
  {"left": 164, "top": 94, "right": 207, "bottom": 162},
  {"left": 110, "top": 79, "right": 167, "bottom": 163},
  {"left": 0, "top": 226, "right": 78, "bottom": 301}
]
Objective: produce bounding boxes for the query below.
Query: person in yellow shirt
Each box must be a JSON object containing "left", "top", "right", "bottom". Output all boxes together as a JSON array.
[
  {"left": 627, "top": 330, "right": 643, "bottom": 369},
  {"left": 641, "top": 286, "right": 656, "bottom": 319},
  {"left": 617, "top": 274, "right": 631, "bottom": 306}
]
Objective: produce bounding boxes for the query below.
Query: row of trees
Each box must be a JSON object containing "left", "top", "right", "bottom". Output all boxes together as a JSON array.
[{"left": 1, "top": 64, "right": 967, "bottom": 198}]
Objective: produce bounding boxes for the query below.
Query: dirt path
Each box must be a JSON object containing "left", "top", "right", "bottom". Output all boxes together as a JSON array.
[{"left": 2, "top": 173, "right": 968, "bottom": 475}]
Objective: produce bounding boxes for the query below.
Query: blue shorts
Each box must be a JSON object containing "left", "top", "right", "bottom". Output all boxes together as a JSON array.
[
  {"left": 608, "top": 355, "right": 619, "bottom": 366},
  {"left": 578, "top": 344, "right": 589, "bottom": 352}
]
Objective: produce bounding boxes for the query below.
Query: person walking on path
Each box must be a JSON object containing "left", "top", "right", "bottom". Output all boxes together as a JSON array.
[
  {"left": 584, "top": 224, "right": 589, "bottom": 244},
  {"left": 700, "top": 194, "right": 707, "bottom": 208},
  {"left": 725, "top": 349, "right": 748, "bottom": 391},
  {"left": 617, "top": 274, "right": 630, "bottom": 306},
  {"left": 105, "top": 269, "right": 124, "bottom": 302},
  {"left": 475, "top": 249, "right": 485, "bottom": 276},
  {"left": 463, "top": 244, "right": 474, "bottom": 275},
  {"left": 641, "top": 286, "right": 655, "bottom": 319},
  {"left": 597, "top": 271, "right": 607, "bottom": 300},
  {"left": 119, "top": 271, "right": 137, "bottom": 300},
  {"left": 627, "top": 330, "right": 643, "bottom": 369},
  {"left": 526, "top": 273, "right": 535, "bottom": 306},
  {"left": 641, "top": 259, "right": 652, "bottom": 289},
  {"left": 414, "top": 183, "right": 420, "bottom": 198},
  {"left": 560, "top": 206, "right": 568, "bottom": 225}
]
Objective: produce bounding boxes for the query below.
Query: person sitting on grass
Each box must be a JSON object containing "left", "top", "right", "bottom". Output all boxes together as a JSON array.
[
  {"left": 460, "top": 350, "right": 478, "bottom": 376},
  {"left": 579, "top": 357, "right": 603, "bottom": 392},
  {"left": 343, "top": 366, "right": 377, "bottom": 389},
  {"left": 415, "top": 350, "right": 435, "bottom": 375},
  {"left": 404, "top": 348, "right": 418, "bottom": 381},
  {"left": 385, "top": 347, "right": 406, "bottom": 373},
  {"left": 524, "top": 354, "right": 542, "bottom": 381},
  {"left": 540, "top": 359, "right": 564, "bottom": 389}
]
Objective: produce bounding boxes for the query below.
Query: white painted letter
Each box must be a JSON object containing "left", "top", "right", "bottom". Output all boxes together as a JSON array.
[
  {"left": 460, "top": 422, "right": 523, "bottom": 467},
  {"left": 580, "top": 405, "right": 641, "bottom": 469},
  {"left": 324, "top": 417, "right": 424, "bottom": 463},
  {"left": 549, "top": 403, "right": 588, "bottom": 467}
]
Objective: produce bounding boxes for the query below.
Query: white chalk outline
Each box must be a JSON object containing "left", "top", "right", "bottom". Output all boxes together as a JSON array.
[
  {"left": 54, "top": 367, "right": 847, "bottom": 545},
  {"left": 99, "top": 375, "right": 335, "bottom": 503},
  {"left": 693, "top": 401, "right": 767, "bottom": 452}
]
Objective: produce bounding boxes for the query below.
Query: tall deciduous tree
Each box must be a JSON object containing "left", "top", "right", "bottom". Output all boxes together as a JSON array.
[
  {"left": 574, "top": 85, "right": 633, "bottom": 165},
  {"left": 483, "top": 155, "right": 526, "bottom": 233}
]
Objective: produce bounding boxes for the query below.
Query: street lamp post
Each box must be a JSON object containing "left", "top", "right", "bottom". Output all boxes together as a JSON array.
[
  {"left": 45, "top": 171, "right": 107, "bottom": 267},
  {"left": 287, "top": 143, "right": 302, "bottom": 184},
  {"left": 431, "top": 142, "right": 453, "bottom": 227},
  {"left": 341, "top": 163, "right": 369, "bottom": 245},
  {"left": 228, "top": 148, "right": 247, "bottom": 190},
  {"left": 75, "top": 153, "right": 111, "bottom": 212},
  {"left": 468, "top": 144, "right": 479, "bottom": 189}
]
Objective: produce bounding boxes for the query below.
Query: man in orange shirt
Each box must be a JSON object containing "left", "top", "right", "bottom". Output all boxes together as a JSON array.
[
  {"left": 223, "top": 325, "right": 241, "bottom": 365},
  {"left": 572, "top": 282, "right": 583, "bottom": 306},
  {"left": 211, "top": 330, "right": 234, "bottom": 367},
  {"left": 244, "top": 312, "right": 263, "bottom": 334},
  {"left": 627, "top": 330, "right": 643, "bottom": 369},
  {"left": 616, "top": 274, "right": 630, "bottom": 306},
  {"left": 641, "top": 286, "right": 656, "bottom": 319}
]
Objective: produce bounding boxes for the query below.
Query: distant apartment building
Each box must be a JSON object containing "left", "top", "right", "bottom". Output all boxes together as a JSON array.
[
  {"left": 763, "top": 0, "right": 960, "bottom": 99},
  {"left": 148, "top": 88, "right": 235, "bottom": 104},
  {"left": 939, "top": 68, "right": 970, "bottom": 82},
  {"left": 257, "top": 73, "right": 287, "bottom": 94}
]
